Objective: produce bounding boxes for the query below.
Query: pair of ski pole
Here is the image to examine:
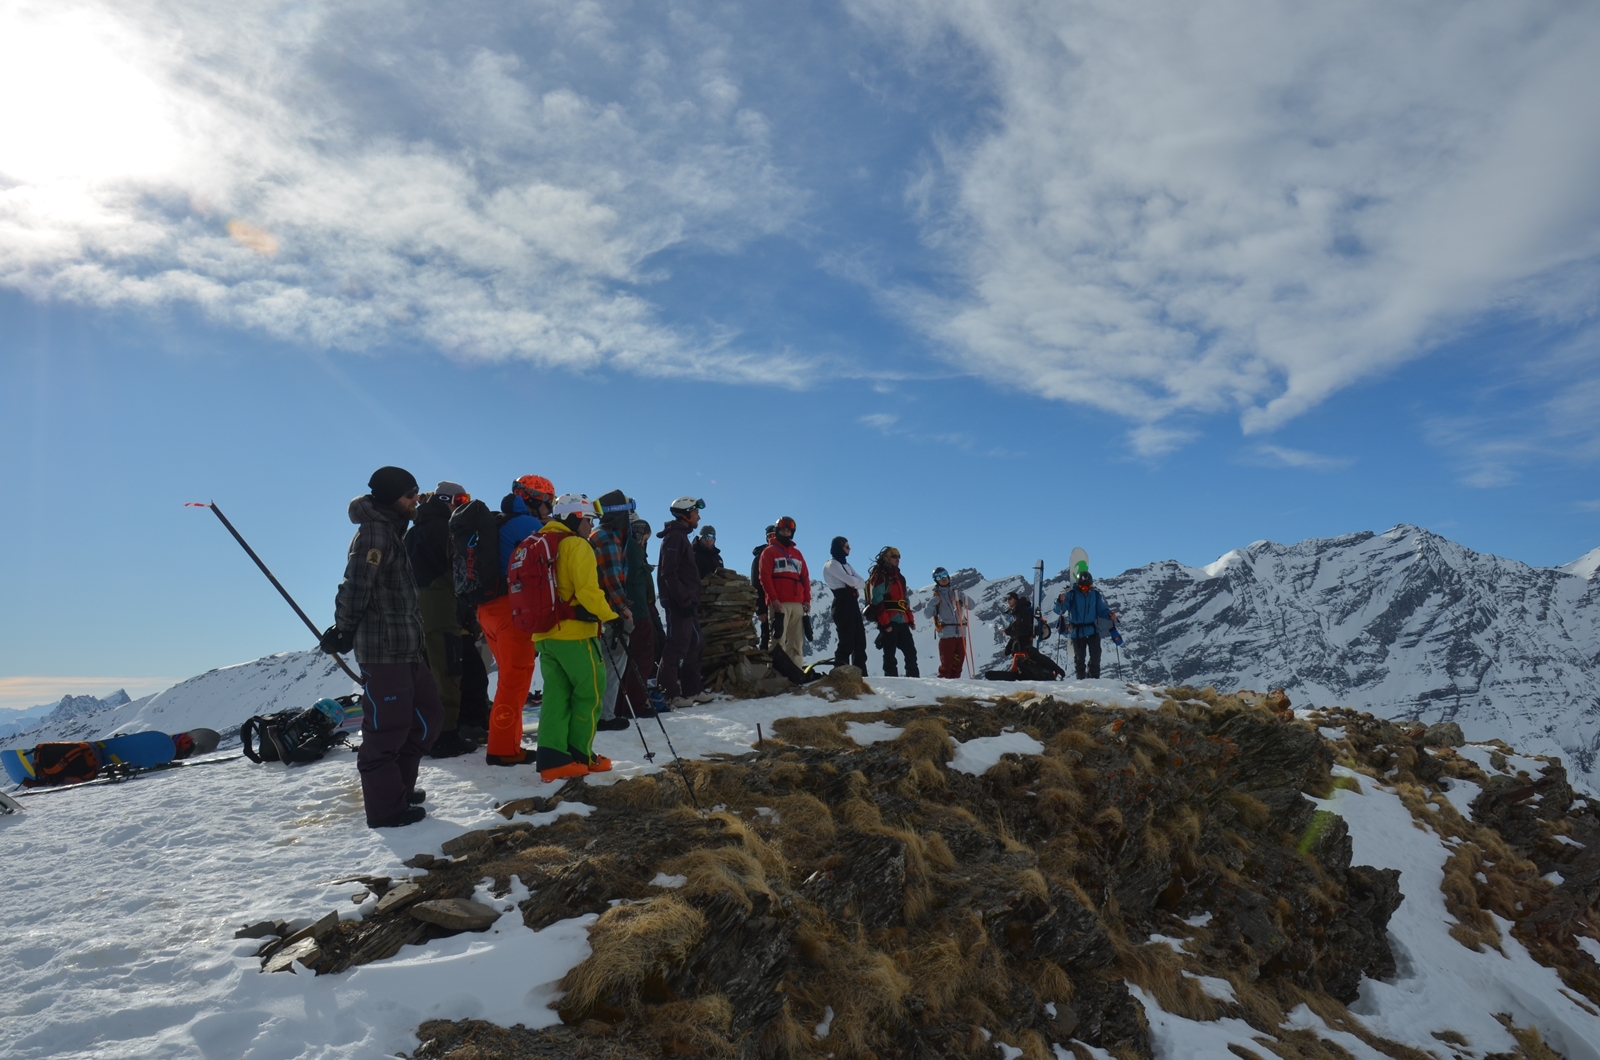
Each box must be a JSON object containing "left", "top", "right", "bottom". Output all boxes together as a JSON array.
[
  {"left": 955, "top": 598, "right": 978, "bottom": 678},
  {"left": 602, "top": 627, "right": 703, "bottom": 814}
]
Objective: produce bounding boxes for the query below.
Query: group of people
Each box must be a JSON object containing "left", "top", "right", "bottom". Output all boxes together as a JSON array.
[{"left": 324, "top": 465, "right": 1118, "bottom": 828}]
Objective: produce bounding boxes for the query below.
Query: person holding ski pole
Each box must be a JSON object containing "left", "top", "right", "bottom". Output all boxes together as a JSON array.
[
  {"left": 866, "top": 546, "right": 918, "bottom": 677},
  {"left": 759, "top": 516, "right": 811, "bottom": 667},
  {"left": 1061, "top": 570, "right": 1116, "bottom": 679},
  {"left": 324, "top": 466, "right": 442, "bottom": 829},
  {"left": 479, "top": 475, "right": 554, "bottom": 766},
  {"left": 657, "top": 497, "right": 712, "bottom": 708},
  {"left": 823, "top": 536, "right": 867, "bottom": 671},
  {"left": 404, "top": 481, "right": 478, "bottom": 759},
  {"left": 530, "top": 495, "right": 618, "bottom": 782},
  {"left": 590, "top": 490, "right": 637, "bottom": 732},
  {"left": 925, "top": 567, "right": 977, "bottom": 679}
]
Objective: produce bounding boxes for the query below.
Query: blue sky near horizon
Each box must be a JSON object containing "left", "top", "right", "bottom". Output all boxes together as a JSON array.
[{"left": 2, "top": 0, "right": 1598, "bottom": 708}]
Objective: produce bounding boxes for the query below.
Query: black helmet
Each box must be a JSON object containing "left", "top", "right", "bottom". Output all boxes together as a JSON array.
[{"left": 1076, "top": 571, "right": 1093, "bottom": 586}]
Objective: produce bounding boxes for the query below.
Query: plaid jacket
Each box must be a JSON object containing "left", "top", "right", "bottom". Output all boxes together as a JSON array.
[
  {"left": 589, "top": 524, "right": 630, "bottom": 616},
  {"left": 334, "top": 495, "right": 426, "bottom": 665}
]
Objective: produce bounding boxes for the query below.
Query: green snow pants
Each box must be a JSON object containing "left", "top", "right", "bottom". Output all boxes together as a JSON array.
[
  {"left": 418, "top": 576, "right": 463, "bottom": 731},
  {"left": 534, "top": 637, "right": 606, "bottom": 771}
]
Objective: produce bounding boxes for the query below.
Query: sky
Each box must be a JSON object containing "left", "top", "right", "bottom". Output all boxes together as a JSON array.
[{"left": 2, "top": 0, "right": 1598, "bottom": 709}]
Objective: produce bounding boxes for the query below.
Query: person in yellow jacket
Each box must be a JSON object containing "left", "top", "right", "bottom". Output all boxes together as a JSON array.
[{"left": 532, "top": 494, "right": 620, "bottom": 782}]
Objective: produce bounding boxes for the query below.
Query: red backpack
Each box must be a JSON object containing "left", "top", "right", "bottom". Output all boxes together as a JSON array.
[
  {"left": 507, "top": 531, "right": 576, "bottom": 634},
  {"left": 25, "top": 742, "right": 101, "bottom": 787}
]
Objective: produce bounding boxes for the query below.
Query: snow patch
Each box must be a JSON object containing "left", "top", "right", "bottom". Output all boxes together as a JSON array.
[
  {"left": 845, "top": 720, "right": 901, "bottom": 745},
  {"left": 1127, "top": 983, "right": 1266, "bottom": 1058},
  {"left": 649, "top": 873, "right": 687, "bottom": 889},
  {"left": 949, "top": 730, "right": 1045, "bottom": 775}
]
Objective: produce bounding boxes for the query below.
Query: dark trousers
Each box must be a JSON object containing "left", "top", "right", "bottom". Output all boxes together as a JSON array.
[
  {"left": 878, "top": 622, "right": 919, "bottom": 677},
  {"left": 457, "top": 634, "right": 490, "bottom": 730},
  {"left": 657, "top": 611, "right": 705, "bottom": 698},
  {"left": 621, "top": 619, "right": 655, "bottom": 716},
  {"left": 357, "top": 662, "right": 443, "bottom": 825},
  {"left": 832, "top": 593, "right": 868, "bottom": 671},
  {"left": 1072, "top": 635, "right": 1102, "bottom": 679}
]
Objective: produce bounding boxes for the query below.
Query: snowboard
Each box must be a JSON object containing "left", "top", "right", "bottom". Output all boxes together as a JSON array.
[
  {"left": 2, "top": 730, "right": 177, "bottom": 786},
  {"left": 1068, "top": 547, "right": 1090, "bottom": 579},
  {"left": 0, "top": 789, "right": 22, "bottom": 814},
  {"left": 174, "top": 728, "right": 223, "bottom": 760}
]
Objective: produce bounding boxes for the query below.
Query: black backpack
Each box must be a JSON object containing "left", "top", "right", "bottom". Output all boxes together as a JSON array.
[
  {"left": 240, "top": 707, "right": 342, "bottom": 765},
  {"left": 449, "top": 500, "right": 507, "bottom": 606}
]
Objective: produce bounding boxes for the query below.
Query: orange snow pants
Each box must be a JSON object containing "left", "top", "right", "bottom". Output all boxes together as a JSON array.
[{"left": 478, "top": 594, "right": 538, "bottom": 758}]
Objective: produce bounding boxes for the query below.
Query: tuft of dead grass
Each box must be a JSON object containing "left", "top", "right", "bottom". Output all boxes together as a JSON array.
[
  {"left": 770, "top": 715, "right": 857, "bottom": 750},
  {"left": 559, "top": 896, "right": 706, "bottom": 1017}
]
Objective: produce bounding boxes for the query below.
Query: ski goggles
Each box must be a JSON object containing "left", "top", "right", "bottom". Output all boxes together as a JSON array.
[
  {"left": 596, "top": 498, "right": 636, "bottom": 515},
  {"left": 447, "top": 492, "right": 470, "bottom": 506}
]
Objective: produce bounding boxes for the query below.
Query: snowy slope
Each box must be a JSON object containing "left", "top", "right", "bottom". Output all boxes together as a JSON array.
[
  {"left": 805, "top": 525, "right": 1600, "bottom": 789},
  {"left": 1, "top": 652, "right": 358, "bottom": 749},
  {"left": 5, "top": 681, "right": 1598, "bottom": 1059}
]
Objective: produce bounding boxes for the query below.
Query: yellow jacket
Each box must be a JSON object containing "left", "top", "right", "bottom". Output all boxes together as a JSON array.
[{"left": 532, "top": 520, "right": 618, "bottom": 642}]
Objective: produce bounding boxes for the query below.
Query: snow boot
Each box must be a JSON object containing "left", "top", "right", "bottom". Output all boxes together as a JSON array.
[
  {"left": 541, "top": 762, "right": 588, "bottom": 783},
  {"left": 369, "top": 805, "right": 427, "bottom": 829},
  {"left": 429, "top": 730, "right": 478, "bottom": 758},
  {"left": 409, "top": 789, "right": 426, "bottom": 804},
  {"left": 486, "top": 749, "right": 534, "bottom": 767},
  {"left": 596, "top": 717, "right": 631, "bottom": 732},
  {"left": 586, "top": 755, "right": 613, "bottom": 773}
]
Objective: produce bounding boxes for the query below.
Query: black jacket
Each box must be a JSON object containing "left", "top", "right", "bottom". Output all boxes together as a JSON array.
[
  {"left": 1004, "top": 598, "right": 1035, "bottom": 652},
  {"left": 404, "top": 495, "right": 454, "bottom": 588},
  {"left": 656, "top": 520, "right": 702, "bottom": 615},
  {"left": 695, "top": 540, "right": 724, "bottom": 579},
  {"left": 750, "top": 545, "right": 767, "bottom": 610}
]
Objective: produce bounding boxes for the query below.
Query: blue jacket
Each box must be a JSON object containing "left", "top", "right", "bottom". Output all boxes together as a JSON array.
[
  {"left": 1055, "top": 587, "right": 1110, "bottom": 639},
  {"left": 497, "top": 493, "right": 543, "bottom": 578}
]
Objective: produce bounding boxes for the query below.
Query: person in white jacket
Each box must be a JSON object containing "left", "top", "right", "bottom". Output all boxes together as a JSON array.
[
  {"left": 823, "top": 536, "right": 868, "bottom": 671},
  {"left": 924, "top": 567, "right": 978, "bottom": 678}
]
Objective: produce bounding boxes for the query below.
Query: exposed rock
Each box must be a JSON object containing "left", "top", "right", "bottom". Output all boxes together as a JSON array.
[
  {"left": 408, "top": 898, "right": 502, "bottom": 932},
  {"left": 373, "top": 882, "right": 423, "bottom": 916},
  {"left": 234, "top": 919, "right": 285, "bottom": 940},
  {"left": 401, "top": 853, "right": 436, "bottom": 869},
  {"left": 1425, "top": 721, "right": 1466, "bottom": 747},
  {"left": 805, "top": 663, "right": 870, "bottom": 701},
  {"left": 263, "top": 936, "right": 321, "bottom": 973}
]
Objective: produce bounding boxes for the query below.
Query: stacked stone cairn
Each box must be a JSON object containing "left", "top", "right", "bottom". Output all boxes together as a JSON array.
[{"left": 697, "top": 569, "right": 790, "bottom": 697}]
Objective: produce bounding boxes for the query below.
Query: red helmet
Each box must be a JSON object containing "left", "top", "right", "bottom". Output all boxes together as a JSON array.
[
  {"left": 775, "top": 516, "right": 796, "bottom": 537},
  {"left": 513, "top": 474, "right": 555, "bottom": 503}
]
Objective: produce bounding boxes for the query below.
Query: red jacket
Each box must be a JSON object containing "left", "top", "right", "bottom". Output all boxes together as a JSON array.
[{"left": 759, "top": 540, "right": 811, "bottom": 605}]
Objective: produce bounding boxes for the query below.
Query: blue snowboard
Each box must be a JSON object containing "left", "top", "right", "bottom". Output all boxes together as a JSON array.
[{"left": 2, "top": 731, "right": 177, "bottom": 786}]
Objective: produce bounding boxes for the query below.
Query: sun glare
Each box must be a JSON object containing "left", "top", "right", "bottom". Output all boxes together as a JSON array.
[{"left": 0, "top": 7, "right": 183, "bottom": 186}]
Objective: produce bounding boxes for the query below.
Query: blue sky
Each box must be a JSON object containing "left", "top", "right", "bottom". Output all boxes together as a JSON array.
[{"left": 2, "top": 0, "right": 1598, "bottom": 707}]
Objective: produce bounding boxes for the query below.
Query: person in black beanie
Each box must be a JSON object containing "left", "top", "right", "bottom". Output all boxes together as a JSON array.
[
  {"left": 323, "top": 466, "right": 443, "bottom": 828},
  {"left": 823, "top": 536, "right": 868, "bottom": 671}
]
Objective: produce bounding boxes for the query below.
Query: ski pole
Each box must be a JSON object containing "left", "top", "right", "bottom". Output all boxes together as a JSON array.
[
  {"left": 624, "top": 653, "right": 702, "bottom": 813},
  {"left": 188, "top": 501, "right": 364, "bottom": 685},
  {"left": 600, "top": 629, "right": 654, "bottom": 765}
]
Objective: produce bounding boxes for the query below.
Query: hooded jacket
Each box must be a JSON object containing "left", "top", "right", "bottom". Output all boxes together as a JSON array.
[
  {"left": 1058, "top": 585, "right": 1112, "bottom": 639},
  {"left": 497, "top": 493, "right": 543, "bottom": 578},
  {"left": 404, "top": 494, "right": 454, "bottom": 588},
  {"left": 759, "top": 539, "right": 811, "bottom": 606},
  {"left": 532, "top": 520, "right": 618, "bottom": 642},
  {"left": 657, "top": 518, "right": 702, "bottom": 615},
  {"left": 924, "top": 585, "right": 978, "bottom": 640},
  {"left": 334, "top": 495, "right": 426, "bottom": 664}
]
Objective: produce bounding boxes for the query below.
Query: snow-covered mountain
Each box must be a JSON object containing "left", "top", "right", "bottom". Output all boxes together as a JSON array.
[
  {"left": 808, "top": 524, "right": 1600, "bottom": 788},
  {"left": 1, "top": 651, "right": 357, "bottom": 749},
  {"left": 0, "top": 690, "right": 131, "bottom": 740}
]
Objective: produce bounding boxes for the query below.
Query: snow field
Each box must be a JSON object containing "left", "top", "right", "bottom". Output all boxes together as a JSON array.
[{"left": 5, "top": 675, "right": 1600, "bottom": 1059}]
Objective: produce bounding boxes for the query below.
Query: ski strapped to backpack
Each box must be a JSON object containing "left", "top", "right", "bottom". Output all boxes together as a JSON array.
[
  {"left": 240, "top": 695, "right": 362, "bottom": 765},
  {"left": 449, "top": 499, "right": 507, "bottom": 606},
  {"left": 506, "top": 532, "right": 576, "bottom": 634}
]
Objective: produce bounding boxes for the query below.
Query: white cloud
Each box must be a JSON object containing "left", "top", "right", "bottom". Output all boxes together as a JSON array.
[
  {"left": 1245, "top": 444, "right": 1353, "bottom": 471},
  {"left": 0, "top": 0, "right": 800, "bottom": 379},
  {"left": 852, "top": 0, "right": 1600, "bottom": 432}
]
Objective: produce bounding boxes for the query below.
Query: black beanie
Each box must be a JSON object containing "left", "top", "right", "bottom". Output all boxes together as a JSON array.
[{"left": 368, "top": 466, "right": 419, "bottom": 505}]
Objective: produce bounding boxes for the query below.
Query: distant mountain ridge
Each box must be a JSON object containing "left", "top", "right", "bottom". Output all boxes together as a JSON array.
[{"left": 806, "top": 524, "right": 1600, "bottom": 789}]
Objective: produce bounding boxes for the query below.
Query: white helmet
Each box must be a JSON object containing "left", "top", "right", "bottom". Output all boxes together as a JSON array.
[
  {"left": 669, "top": 495, "right": 705, "bottom": 514},
  {"left": 552, "top": 493, "right": 599, "bottom": 520}
]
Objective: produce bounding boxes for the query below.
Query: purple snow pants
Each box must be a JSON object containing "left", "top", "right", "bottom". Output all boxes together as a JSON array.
[{"left": 358, "top": 662, "right": 443, "bottom": 825}]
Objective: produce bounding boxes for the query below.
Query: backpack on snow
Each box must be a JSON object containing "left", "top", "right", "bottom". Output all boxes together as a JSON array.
[
  {"left": 23, "top": 742, "right": 101, "bottom": 787},
  {"left": 449, "top": 499, "right": 507, "bottom": 606},
  {"left": 506, "top": 532, "right": 576, "bottom": 635},
  {"left": 240, "top": 698, "right": 352, "bottom": 765}
]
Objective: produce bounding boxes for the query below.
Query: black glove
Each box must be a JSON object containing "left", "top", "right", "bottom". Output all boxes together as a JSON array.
[
  {"left": 803, "top": 615, "right": 814, "bottom": 641},
  {"left": 319, "top": 624, "right": 356, "bottom": 655}
]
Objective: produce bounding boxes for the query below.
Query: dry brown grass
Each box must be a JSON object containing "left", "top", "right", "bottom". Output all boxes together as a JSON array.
[
  {"left": 770, "top": 715, "right": 857, "bottom": 750},
  {"left": 1494, "top": 1014, "right": 1565, "bottom": 1060},
  {"left": 559, "top": 896, "right": 706, "bottom": 1016},
  {"left": 892, "top": 717, "right": 954, "bottom": 763}
]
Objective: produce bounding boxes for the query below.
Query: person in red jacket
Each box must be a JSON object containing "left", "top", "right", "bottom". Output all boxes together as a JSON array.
[{"left": 759, "top": 516, "right": 811, "bottom": 666}]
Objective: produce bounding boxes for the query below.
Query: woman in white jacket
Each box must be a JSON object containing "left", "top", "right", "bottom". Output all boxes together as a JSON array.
[{"left": 823, "top": 536, "right": 868, "bottom": 671}]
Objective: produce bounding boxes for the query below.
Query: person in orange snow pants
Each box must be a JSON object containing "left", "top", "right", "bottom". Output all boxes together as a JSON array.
[{"left": 478, "top": 593, "right": 537, "bottom": 758}]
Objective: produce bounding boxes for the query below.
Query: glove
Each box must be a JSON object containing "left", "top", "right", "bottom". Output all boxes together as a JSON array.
[
  {"left": 319, "top": 624, "right": 356, "bottom": 655},
  {"left": 803, "top": 615, "right": 814, "bottom": 641}
]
